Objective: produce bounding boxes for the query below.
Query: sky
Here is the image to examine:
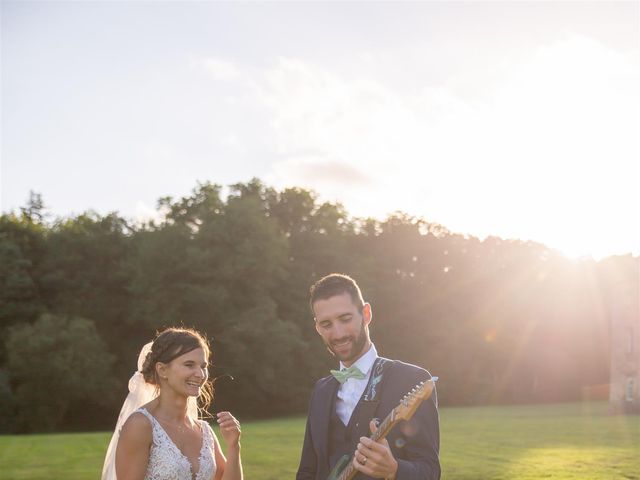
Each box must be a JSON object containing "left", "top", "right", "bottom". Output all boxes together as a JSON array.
[{"left": 2, "top": 1, "right": 639, "bottom": 259}]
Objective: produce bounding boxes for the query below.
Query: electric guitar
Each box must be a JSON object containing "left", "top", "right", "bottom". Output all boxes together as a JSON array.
[{"left": 326, "top": 376, "right": 438, "bottom": 480}]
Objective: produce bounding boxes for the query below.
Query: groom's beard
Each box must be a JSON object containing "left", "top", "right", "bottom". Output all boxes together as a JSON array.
[{"left": 325, "top": 320, "right": 369, "bottom": 364}]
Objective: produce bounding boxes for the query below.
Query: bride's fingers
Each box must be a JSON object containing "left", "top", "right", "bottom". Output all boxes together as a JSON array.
[
  {"left": 217, "top": 416, "right": 239, "bottom": 425},
  {"left": 217, "top": 417, "right": 240, "bottom": 429},
  {"left": 216, "top": 411, "right": 241, "bottom": 438},
  {"left": 216, "top": 412, "right": 238, "bottom": 423},
  {"left": 219, "top": 421, "right": 240, "bottom": 429}
]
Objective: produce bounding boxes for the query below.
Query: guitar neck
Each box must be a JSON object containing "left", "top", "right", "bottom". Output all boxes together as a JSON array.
[{"left": 336, "top": 408, "right": 399, "bottom": 480}]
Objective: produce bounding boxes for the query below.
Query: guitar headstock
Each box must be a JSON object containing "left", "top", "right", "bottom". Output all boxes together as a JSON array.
[{"left": 394, "top": 376, "right": 438, "bottom": 421}]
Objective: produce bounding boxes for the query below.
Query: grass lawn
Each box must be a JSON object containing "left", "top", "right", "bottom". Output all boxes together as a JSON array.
[
  {"left": 0, "top": 402, "right": 637, "bottom": 479},
  {"left": 441, "top": 402, "right": 639, "bottom": 479}
]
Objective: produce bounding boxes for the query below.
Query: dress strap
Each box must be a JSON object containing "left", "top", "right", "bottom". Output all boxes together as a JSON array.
[
  {"left": 198, "top": 419, "right": 211, "bottom": 439},
  {"left": 202, "top": 420, "right": 219, "bottom": 445},
  {"left": 135, "top": 407, "right": 155, "bottom": 423},
  {"left": 134, "top": 407, "right": 162, "bottom": 437}
]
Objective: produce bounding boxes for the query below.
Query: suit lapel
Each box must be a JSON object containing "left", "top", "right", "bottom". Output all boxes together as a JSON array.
[
  {"left": 346, "top": 358, "right": 393, "bottom": 442},
  {"left": 349, "top": 358, "right": 396, "bottom": 440},
  {"left": 312, "top": 376, "right": 340, "bottom": 471},
  {"left": 371, "top": 358, "right": 395, "bottom": 420}
]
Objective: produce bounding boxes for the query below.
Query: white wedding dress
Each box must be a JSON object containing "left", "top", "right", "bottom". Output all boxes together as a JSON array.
[{"left": 136, "top": 408, "right": 217, "bottom": 480}]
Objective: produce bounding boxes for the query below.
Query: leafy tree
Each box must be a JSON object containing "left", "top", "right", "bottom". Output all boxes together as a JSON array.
[
  {"left": 37, "top": 212, "right": 133, "bottom": 358},
  {"left": 0, "top": 212, "right": 47, "bottom": 362},
  {"left": 20, "top": 191, "right": 47, "bottom": 224},
  {"left": 0, "top": 182, "right": 635, "bottom": 429},
  {"left": 0, "top": 239, "right": 42, "bottom": 333},
  {"left": 6, "top": 314, "right": 116, "bottom": 432},
  {"left": 0, "top": 369, "right": 15, "bottom": 433}
]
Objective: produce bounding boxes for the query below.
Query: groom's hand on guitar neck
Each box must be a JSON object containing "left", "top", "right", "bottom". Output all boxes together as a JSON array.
[{"left": 352, "top": 419, "right": 398, "bottom": 480}]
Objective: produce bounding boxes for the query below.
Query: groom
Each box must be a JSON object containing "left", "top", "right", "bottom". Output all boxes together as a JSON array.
[{"left": 296, "top": 274, "right": 440, "bottom": 480}]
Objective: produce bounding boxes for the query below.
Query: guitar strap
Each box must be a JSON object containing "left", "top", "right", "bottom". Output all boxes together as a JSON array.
[{"left": 362, "top": 357, "right": 391, "bottom": 402}]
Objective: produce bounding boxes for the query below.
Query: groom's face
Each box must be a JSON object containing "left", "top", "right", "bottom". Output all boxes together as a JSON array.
[{"left": 313, "top": 292, "right": 372, "bottom": 367}]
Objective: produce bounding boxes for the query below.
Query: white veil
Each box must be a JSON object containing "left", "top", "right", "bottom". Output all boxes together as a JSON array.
[{"left": 101, "top": 342, "right": 198, "bottom": 480}]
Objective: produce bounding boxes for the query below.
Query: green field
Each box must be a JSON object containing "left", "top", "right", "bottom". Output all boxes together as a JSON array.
[{"left": 0, "top": 402, "right": 638, "bottom": 479}]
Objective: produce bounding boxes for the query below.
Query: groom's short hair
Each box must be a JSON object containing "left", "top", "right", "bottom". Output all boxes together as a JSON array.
[{"left": 309, "top": 273, "right": 365, "bottom": 315}]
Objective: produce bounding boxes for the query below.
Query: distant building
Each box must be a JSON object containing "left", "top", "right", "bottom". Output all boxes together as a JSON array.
[{"left": 609, "top": 279, "right": 640, "bottom": 414}]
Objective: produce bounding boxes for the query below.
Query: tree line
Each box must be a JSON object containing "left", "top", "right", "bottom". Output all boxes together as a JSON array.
[{"left": 0, "top": 180, "right": 637, "bottom": 433}]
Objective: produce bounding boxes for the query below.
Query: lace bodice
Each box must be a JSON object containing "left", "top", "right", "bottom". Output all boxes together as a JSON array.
[{"left": 136, "top": 408, "right": 217, "bottom": 480}]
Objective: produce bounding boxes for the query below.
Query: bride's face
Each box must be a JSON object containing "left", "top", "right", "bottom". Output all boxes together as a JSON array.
[{"left": 159, "top": 347, "right": 208, "bottom": 397}]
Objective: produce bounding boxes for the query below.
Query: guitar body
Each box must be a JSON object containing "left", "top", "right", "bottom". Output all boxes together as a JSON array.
[{"left": 326, "top": 454, "right": 350, "bottom": 480}]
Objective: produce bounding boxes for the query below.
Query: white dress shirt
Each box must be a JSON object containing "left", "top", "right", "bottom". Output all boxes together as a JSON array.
[{"left": 335, "top": 344, "right": 379, "bottom": 425}]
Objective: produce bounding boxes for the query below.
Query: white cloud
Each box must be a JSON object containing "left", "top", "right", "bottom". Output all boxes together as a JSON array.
[
  {"left": 270, "top": 154, "right": 373, "bottom": 190},
  {"left": 197, "top": 57, "right": 242, "bottom": 81},
  {"left": 195, "top": 35, "right": 637, "bottom": 257},
  {"left": 252, "top": 36, "right": 638, "bottom": 257}
]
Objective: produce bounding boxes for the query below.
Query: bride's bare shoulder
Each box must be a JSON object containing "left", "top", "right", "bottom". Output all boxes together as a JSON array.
[{"left": 120, "top": 411, "right": 153, "bottom": 442}]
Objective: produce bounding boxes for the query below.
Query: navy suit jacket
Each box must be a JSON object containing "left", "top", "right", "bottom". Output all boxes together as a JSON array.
[{"left": 296, "top": 359, "right": 440, "bottom": 480}]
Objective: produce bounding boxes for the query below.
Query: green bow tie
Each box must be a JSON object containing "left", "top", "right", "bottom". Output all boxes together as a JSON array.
[{"left": 330, "top": 365, "right": 366, "bottom": 384}]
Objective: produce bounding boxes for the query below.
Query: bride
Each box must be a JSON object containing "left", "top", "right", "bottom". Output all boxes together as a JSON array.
[{"left": 102, "top": 327, "right": 242, "bottom": 480}]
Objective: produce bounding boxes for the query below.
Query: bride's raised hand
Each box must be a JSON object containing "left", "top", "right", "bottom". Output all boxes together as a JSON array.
[{"left": 216, "top": 411, "right": 241, "bottom": 447}]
